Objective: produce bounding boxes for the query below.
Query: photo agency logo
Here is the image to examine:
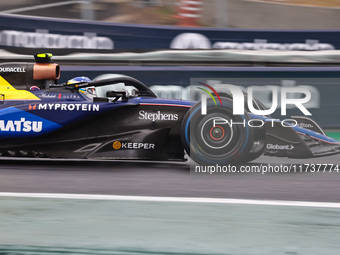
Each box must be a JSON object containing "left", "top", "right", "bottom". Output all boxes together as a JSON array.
[
  {"left": 187, "top": 78, "right": 323, "bottom": 170},
  {"left": 198, "top": 83, "right": 312, "bottom": 128}
]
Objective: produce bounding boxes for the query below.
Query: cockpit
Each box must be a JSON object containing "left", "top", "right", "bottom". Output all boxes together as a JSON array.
[{"left": 0, "top": 53, "right": 156, "bottom": 103}]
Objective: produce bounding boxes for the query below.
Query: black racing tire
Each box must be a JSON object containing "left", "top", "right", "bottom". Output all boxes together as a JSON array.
[{"left": 181, "top": 97, "right": 256, "bottom": 165}]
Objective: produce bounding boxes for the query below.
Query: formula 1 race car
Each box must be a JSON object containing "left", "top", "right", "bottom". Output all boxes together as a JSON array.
[{"left": 0, "top": 53, "right": 339, "bottom": 165}]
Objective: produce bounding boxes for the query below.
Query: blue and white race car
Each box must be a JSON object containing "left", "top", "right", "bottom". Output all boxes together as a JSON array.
[{"left": 0, "top": 53, "right": 338, "bottom": 165}]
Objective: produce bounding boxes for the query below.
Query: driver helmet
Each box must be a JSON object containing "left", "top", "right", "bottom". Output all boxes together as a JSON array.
[
  {"left": 68, "top": 76, "right": 96, "bottom": 99},
  {"left": 67, "top": 76, "right": 91, "bottom": 85}
]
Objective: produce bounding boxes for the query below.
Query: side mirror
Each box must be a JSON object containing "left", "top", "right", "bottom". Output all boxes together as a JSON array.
[
  {"left": 131, "top": 89, "right": 140, "bottom": 97},
  {"left": 106, "top": 90, "right": 128, "bottom": 102}
]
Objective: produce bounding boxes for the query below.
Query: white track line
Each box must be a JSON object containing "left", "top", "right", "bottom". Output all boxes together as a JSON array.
[{"left": 1, "top": 193, "right": 340, "bottom": 209}]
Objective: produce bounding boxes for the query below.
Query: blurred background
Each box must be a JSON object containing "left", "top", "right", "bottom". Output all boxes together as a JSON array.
[
  {"left": 0, "top": 1, "right": 339, "bottom": 143},
  {"left": 1, "top": 1, "right": 340, "bottom": 255},
  {"left": 0, "top": 0, "right": 340, "bottom": 28},
  {"left": 1, "top": 0, "right": 339, "bottom": 127}
]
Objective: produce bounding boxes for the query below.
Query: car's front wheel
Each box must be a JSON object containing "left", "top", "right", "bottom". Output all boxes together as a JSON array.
[{"left": 181, "top": 97, "right": 257, "bottom": 165}]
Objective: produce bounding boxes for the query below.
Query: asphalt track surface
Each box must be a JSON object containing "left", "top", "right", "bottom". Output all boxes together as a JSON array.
[{"left": 1, "top": 155, "right": 340, "bottom": 203}]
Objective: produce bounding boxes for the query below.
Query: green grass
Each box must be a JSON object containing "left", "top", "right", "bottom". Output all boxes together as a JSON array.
[{"left": 326, "top": 132, "right": 340, "bottom": 142}]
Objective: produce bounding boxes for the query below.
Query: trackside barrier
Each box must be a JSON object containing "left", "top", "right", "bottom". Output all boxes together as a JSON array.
[
  {"left": 2, "top": 49, "right": 340, "bottom": 65},
  {"left": 0, "top": 14, "right": 339, "bottom": 51}
]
